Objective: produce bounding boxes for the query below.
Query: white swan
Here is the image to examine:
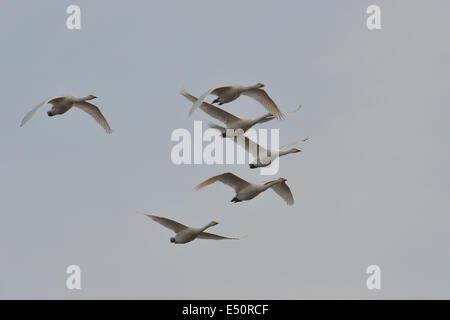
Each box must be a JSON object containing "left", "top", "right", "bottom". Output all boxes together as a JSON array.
[
  {"left": 195, "top": 172, "right": 294, "bottom": 206},
  {"left": 144, "top": 213, "right": 240, "bottom": 244},
  {"left": 232, "top": 135, "right": 309, "bottom": 168},
  {"left": 188, "top": 83, "right": 285, "bottom": 120},
  {"left": 182, "top": 90, "right": 301, "bottom": 137},
  {"left": 20, "top": 94, "right": 112, "bottom": 133}
]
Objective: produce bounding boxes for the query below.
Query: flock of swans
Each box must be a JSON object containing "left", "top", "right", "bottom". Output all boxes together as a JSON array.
[{"left": 19, "top": 83, "right": 308, "bottom": 244}]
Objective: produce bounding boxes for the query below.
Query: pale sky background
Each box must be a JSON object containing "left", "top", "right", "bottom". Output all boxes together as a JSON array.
[{"left": 1, "top": 0, "right": 449, "bottom": 299}]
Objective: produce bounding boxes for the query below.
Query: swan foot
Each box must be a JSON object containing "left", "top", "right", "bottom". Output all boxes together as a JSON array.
[
  {"left": 249, "top": 164, "right": 257, "bottom": 169},
  {"left": 47, "top": 111, "right": 54, "bottom": 117}
]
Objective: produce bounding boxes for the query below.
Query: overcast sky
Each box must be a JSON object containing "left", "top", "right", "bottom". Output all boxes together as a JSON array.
[{"left": 1, "top": 0, "right": 450, "bottom": 299}]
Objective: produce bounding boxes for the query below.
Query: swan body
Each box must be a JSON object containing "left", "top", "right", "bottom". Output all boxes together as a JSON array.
[
  {"left": 232, "top": 135, "right": 308, "bottom": 168},
  {"left": 188, "top": 83, "right": 285, "bottom": 120},
  {"left": 20, "top": 94, "right": 112, "bottom": 133},
  {"left": 144, "top": 214, "right": 241, "bottom": 244},
  {"left": 195, "top": 172, "right": 294, "bottom": 205}
]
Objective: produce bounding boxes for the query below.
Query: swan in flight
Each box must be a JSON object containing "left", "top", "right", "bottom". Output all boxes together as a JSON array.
[
  {"left": 182, "top": 90, "right": 301, "bottom": 137},
  {"left": 144, "top": 213, "right": 241, "bottom": 244},
  {"left": 188, "top": 83, "right": 285, "bottom": 120},
  {"left": 195, "top": 172, "right": 294, "bottom": 206},
  {"left": 20, "top": 94, "right": 112, "bottom": 133},
  {"left": 231, "top": 135, "right": 309, "bottom": 168}
]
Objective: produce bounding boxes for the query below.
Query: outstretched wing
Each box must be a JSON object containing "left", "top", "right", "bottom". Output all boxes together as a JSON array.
[
  {"left": 74, "top": 101, "right": 112, "bottom": 133},
  {"left": 265, "top": 104, "right": 302, "bottom": 120},
  {"left": 271, "top": 181, "right": 294, "bottom": 206},
  {"left": 242, "top": 89, "right": 284, "bottom": 120},
  {"left": 197, "top": 232, "right": 241, "bottom": 240},
  {"left": 181, "top": 90, "right": 240, "bottom": 124},
  {"left": 195, "top": 172, "right": 250, "bottom": 193},
  {"left": 188, "top": 86, "right": 232, "bottom": 117},
  {"left": 20, "top": 96, "right": 63, "bottom": 127},
  {"left": 208, "top": 122, "right": 226, "bottom": 133},
  {"left": 144, "top": 214, "right": 188, "bottom": 233},
  {"left": 232, "top": 134, "right": 267, "bottom": 158}
]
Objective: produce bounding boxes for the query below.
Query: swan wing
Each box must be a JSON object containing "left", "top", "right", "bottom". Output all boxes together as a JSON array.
[
  {"left": 144, "top": 214, "right": 188, "bottom": 233},
  {"left": 20, "top": 96, "right": 63, "bottom": 127},
  {"left": 232, "top": 134, "right": 267, "bottom": 158},
  {"left": 197, "top": 232, "right": 241, "bottom": 240},
  {"left": 271, "top": 181, "right": 294, "bottom": 206},
  {"left": 242, "top": 88, "right": 285, "bottom": 119},
  {"left": 181, "top": 90, "right": 240, "bottom": 124},
  {"left": 74, "top": 101, "right": 112, "bottom": 133},
  {"left": 265, "top": 104, "right": 302, "bottom": 120},
  {"left": 195, "top": 172, "right": 250, "bottom": 193},
  {"left": 208, "top": 122, "right": 226, "bottom": 134},
  {"left": 188, "top": 86, "right": 233, "bottom": 117}
]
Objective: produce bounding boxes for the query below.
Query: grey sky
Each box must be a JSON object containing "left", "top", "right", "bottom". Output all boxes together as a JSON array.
[{"left": 1, "top": 0, "right": 449, "bottom": 299}]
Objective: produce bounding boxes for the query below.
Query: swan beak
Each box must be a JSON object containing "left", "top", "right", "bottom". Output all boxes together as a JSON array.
[
  {"left": 90, "top": 95, "right": 97, "bottom": 99},
  {"left": 281, "top": 178, "right": 287, "bottom": 182},
  {"left": 294, "top": 148, "right": 301, "bottom": 153},
  {"left": 212, "top": 221, "right": 218, "bottom": 225},
  {"left": 258, "top": 83, "right": 265, "bottom": 88}
]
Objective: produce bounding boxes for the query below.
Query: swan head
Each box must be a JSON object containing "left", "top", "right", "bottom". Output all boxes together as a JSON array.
[
  {"left": 280, "top": 178, "right": 287, "bottom": 182},
  {"left": 256, "top": 83, "right": 264, "bottom": 88},
  {"left": 86, "top": 94, "right": 97, "bottom": 100},
  {"left": 210, "top": 221, "right": 218, "bottom": 227},
  {"left": 291, "top": 148, "right": 301, "bottom": 153},
  {"left": 170, "top": 237, "right": 176, "bottom": 243}
]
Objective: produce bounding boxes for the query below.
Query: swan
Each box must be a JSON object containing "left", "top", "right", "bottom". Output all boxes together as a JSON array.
[
  {"left": 231, "top": 134, "right": 309, "bottom": 168},
  {"left": 182, "top": 90, "right": 301, "bottom": 137},
  {"left": 188, "top": 83, "right": 285, "bottom": 120},
  {"left": 20, "top": 94, "right": 112, "bottom": 133},
  {"left": 195, "top": 172, "right": 294, "bottom": 205},
  {"left": 144, "top": 213, "right": 240, "bottom": 244}
]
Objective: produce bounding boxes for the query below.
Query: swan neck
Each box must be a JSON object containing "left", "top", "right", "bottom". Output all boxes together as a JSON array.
[
  {"left": 243, "top": 84, "right": 259, "bottom": 92},
  {"left": 263, "top": 180, "right": 281, "bottom": 190},
  {"left": 200, "top": 221, "right": 216, "bottom": 232},
  {"left": 252, "top": 113, "right": 270, "bottom": 125},
  {"left": 278, "top": 149, "right": 291, "bottom": 157},
  {"left": 77, "top": 96, "right": 90, "bottom": 102}
]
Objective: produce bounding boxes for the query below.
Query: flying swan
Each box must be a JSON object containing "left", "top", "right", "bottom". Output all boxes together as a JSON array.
[
  {"left": 20, "top": 94, "right": 112, "bottom": 133},
  {"left": 195, "top": 172, "right": 294, "bottom": 206},
  {"left": 182, "top": 90, "right": 301, "bottom": 137},
  {"left": 188, "top": 83, "right": 285, "bottom": 120},
  {"left": 231, "top": 135, "right": 309, "bottom": 168},
  {"left": 144, "top": 213, "right": 241, "bottom": 244}
]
